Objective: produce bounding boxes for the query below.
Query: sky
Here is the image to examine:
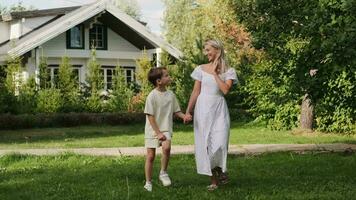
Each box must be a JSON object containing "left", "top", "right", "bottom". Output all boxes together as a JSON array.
[{"left": 0, "top": 0, "right": 165, "bottom": 35}]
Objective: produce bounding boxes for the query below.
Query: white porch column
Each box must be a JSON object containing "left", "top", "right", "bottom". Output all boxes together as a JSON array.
[
  {"left": 35, "top": 47, "right": 40, "bottom": 87},
  {"left": 156, "top": 48, "right": 162, "bottom": 67}
]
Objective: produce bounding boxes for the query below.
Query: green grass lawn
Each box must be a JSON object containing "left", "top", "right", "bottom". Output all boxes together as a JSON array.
[
  {"left": 0, "top": 152, "right": 355, "bottom": 200},
  {"left": 0, "top": 122, "right": 355, "bottom": 149}
]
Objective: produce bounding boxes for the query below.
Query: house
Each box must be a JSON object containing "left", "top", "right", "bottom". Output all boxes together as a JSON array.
[{"left": 0, "top": 0, "right": 182, "bottom": 90}]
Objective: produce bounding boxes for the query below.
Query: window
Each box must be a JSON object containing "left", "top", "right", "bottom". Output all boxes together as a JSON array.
[
  {"left": 66, "top": 24, "right": 85, "bottom": 49},
  {"left": 101, "top": 66, "right": 135, "bottom": 90},
  {"left": 124, "top": 68, "right": 135, "bottom": 83},
  {"left": 48, "top": 65, "right": 81, "bottom": 87},
  {"left": 89, "top": 24, "right": 107, "bottom": 50},
  {"left": 101, "top": 67, "right": 115, "bottom": 90}
]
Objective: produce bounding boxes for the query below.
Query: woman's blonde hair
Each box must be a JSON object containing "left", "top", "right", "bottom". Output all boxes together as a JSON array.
[{"left": 204, "top": 39, "right": 229, "bottom": 73}]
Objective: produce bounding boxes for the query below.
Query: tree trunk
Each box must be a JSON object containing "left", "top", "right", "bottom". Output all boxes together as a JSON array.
[{"left": 300, "top": 93, "right": 314, "bottom": 131}]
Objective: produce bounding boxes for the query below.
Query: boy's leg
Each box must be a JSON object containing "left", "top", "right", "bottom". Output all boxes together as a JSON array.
[
  {"left": 145, "top": 148, "right": 156, "bottom": 183},
  {"left": 159, "top": 134, "right": 172, "bottom": 187},
  {"left": 160, "top": 139, "right": 171, "bottom": 172}
]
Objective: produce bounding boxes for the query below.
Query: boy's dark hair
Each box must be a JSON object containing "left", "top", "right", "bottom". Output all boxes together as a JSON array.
[{"left": 148, "top": 67, "right": 167, "bottom": 86}]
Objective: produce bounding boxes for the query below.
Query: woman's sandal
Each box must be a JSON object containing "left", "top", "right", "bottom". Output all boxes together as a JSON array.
[
  {"left": 213, "top": 167, "right": 229, "bottom": 185},
  {"left": 207, "top": 184, "right": 218, "bottom": 191},
  {"left": 219, "top": 172, "right": 229, "bottom": 185}
]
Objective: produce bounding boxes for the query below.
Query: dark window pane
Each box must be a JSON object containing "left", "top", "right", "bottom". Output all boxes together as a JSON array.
[
  {"left": 70, "top": 26, "right": 82, "bottom": 48},
  {"left": 126, "top": 70, "right": 131, "bottom": 77},
  {"left": 107, "top": 76, "right": 112, "bottom": 83},
  {"left": 107, "top": 82, "right": 112, "bottom": 90},
  {"left": 72, "top": 69, "right": 79, "bottom": 82},
  {"left": 89, "top": 25, "right": 106, "bottom": 49}
]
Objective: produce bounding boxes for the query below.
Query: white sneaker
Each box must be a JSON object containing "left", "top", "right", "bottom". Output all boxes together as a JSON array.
[
  {"left": 159, "top": 173, "right": 171, "bottom": 186},
  {"left": 144, "top": 182, "right": 152, "bottom": 192}
]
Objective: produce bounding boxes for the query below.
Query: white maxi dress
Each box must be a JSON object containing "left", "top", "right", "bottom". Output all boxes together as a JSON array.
[{"left": 191, "top": 66, "right": 237, "bottom": 176}]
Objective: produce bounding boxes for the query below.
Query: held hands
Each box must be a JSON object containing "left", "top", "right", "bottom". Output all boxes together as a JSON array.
[{"left": 183, "top": 113, "right": 193, "bottom": 124}]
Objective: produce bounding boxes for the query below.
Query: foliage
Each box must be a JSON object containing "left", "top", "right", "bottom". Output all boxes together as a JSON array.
[
  {"left": 36, "top": 89, "right": 61, "bottom": 113},
  {"left": 0, "top": 112, "right": 145, "bottom": 130},
  {"left": 16, "top": 76, "right": 37, "bottom": 114},
  {"left": 106, "top": 65, "right": 134, "bottom": 112},
  {"left": 114, "top": 0, "right": 141, "bottom": 20},
  {"left": 169, "top": 36, "right": 207, "bottom": 108},
  {"left": 85, "top": 49, "right": 104, "bottom": 113},
  {"left": 38, "top": 56, "right": 50, "bottom": 89},
  {"left": 163, "top": 0, "right": 260, "bottom": 116},
  {"left": 315, "top": 70, "right": 356, "bottom": 133},
  {"left": 234, "top": 0, "right": 356, "bottom": 132},
  {"left": 0, "top": 65, "right": 16, "bottom": 114},
  {"left": 58, "top": 56, "right": 81, "bottom": 112},
  {"left": 5, "top": 56, "right": 22, "bottom": 95},
  {"left": 0, "top": 1, "right": 36, "bottom": 14},
  {"left": 130, "top": 50, "right": 153, "bottom": 112}
]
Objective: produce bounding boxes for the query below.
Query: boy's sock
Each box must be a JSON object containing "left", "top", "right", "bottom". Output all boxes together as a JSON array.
[
  {"left": 159, "top": 170, "right": 171, "bottom": 186},
  {"left": 144, "top": 181, "right": 152, "bottom": 192}
]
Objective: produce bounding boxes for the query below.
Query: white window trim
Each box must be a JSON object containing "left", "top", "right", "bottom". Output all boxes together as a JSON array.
[
  {"left": 101, "top": 66, "right": 135, "bottom": 91},
  {"left": 48, "top": 65, "right": 82, "bottom": 87}
]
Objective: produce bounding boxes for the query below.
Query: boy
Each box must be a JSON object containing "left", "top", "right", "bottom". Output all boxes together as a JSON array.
[{"left": 143, "top": 67, "right": 185, "bottom": 192}]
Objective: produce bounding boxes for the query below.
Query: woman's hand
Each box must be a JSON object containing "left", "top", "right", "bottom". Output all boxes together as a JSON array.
[
  {"left": 212, "top": 52, "right": 221, "bottom": 74},
  {"left": 184, "top": 113, "right": 193, "bottom": 124}
]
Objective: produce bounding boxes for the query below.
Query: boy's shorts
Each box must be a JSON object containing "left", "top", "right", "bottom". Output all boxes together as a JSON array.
[{"left": 145, "top": 132, "right": 172, "bottom": 148}]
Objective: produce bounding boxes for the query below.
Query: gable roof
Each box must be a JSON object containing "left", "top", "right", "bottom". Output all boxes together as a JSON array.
[
  {"left": 0, "top": 6, "right": 80, "bottom": 22},
  {"left": 0, "top": 0, "right": 182, "bottom": 60}
]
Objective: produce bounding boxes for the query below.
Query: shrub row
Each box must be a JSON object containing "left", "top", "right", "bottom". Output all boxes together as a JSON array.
[{"left": 0, "top": 112, "right": 145, "bottom": 130}]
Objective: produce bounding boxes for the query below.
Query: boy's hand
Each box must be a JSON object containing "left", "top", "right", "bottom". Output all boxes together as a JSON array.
[
  {"left": 157, "top": 132, "right": 166, "bottom": 141},
  {"left": 184, "top": 113, "right": 193, "bottom": 124}
]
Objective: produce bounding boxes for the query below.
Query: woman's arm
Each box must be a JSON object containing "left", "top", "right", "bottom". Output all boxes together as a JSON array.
[
  {"left": 185, "top": 80, "right": 201, "bottom": 115},
  {"left": 213, "top": 75, "right": 233, "bottom": 95}
]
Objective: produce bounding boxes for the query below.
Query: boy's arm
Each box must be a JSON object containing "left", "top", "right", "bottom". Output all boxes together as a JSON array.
[
  {"left": 174, "top": 111, "right": 185, "bottom": 120},
  {"left": 147, "top": 114, "right": 166, "bottom": 141}
]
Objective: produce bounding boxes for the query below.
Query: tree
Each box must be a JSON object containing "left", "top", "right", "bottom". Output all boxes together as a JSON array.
[
  {"left": 58, "top": 56, "right": 80, "bottom": 112},
  {"left": 5, "top": 56, "right": 22, "bottom": 95},
  {"left": 0, "top": 1, "right": 36, "bottom": 14},
  {"left": 107, "top": 64, "right": 134, "bottom": 112},
  {"left": 38, "top": 56, "right": 50, "bottom": 89},
  {"left": 114, "top": 0, "right": 141, "bottom": 20},
  {"left": 163, "top": 0, "right": 259, "bottom": 119},
  {"left": 130, "top": 50, "right": 153, "bottom": 112},
  {"left": 85, "top": 49, "right": 104, "bottom": 113},
  {"left": 234, "top": 0, "right": 356, "bottom": 133}
]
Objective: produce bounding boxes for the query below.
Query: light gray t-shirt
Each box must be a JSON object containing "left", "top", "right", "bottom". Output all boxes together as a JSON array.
[{"left": 144, "top": 89, "right": 181, "bottom": 139}]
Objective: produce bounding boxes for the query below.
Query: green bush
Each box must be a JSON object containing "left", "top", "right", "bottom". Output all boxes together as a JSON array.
[
  {"left": 315, "top": 70, "right": 356, "bottom": 134},
  {"left": 0, "top": 89, "right": 16, "bottom": 114},
  {"left": 36, "top": 89, "right": 61, "bottom": 113},
  {"left": 234, "top": 0, "right": 356, "bottom": 133},
  {"left": 16, "top": 76, "right": 37, "bottom": 114},
  {"left": 58, "top": 56, "right": 81, "bottom": 112},
  {"left": 106, "top": 65, "right": 134, "bottom": 112},
  {"left": 0, "top": 113, "right": 145, "bottom": 130}
]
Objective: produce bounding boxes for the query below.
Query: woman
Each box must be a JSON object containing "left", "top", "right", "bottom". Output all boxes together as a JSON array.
[{"left": 185, "top": 39, "right": 237, "bottom": 191}]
